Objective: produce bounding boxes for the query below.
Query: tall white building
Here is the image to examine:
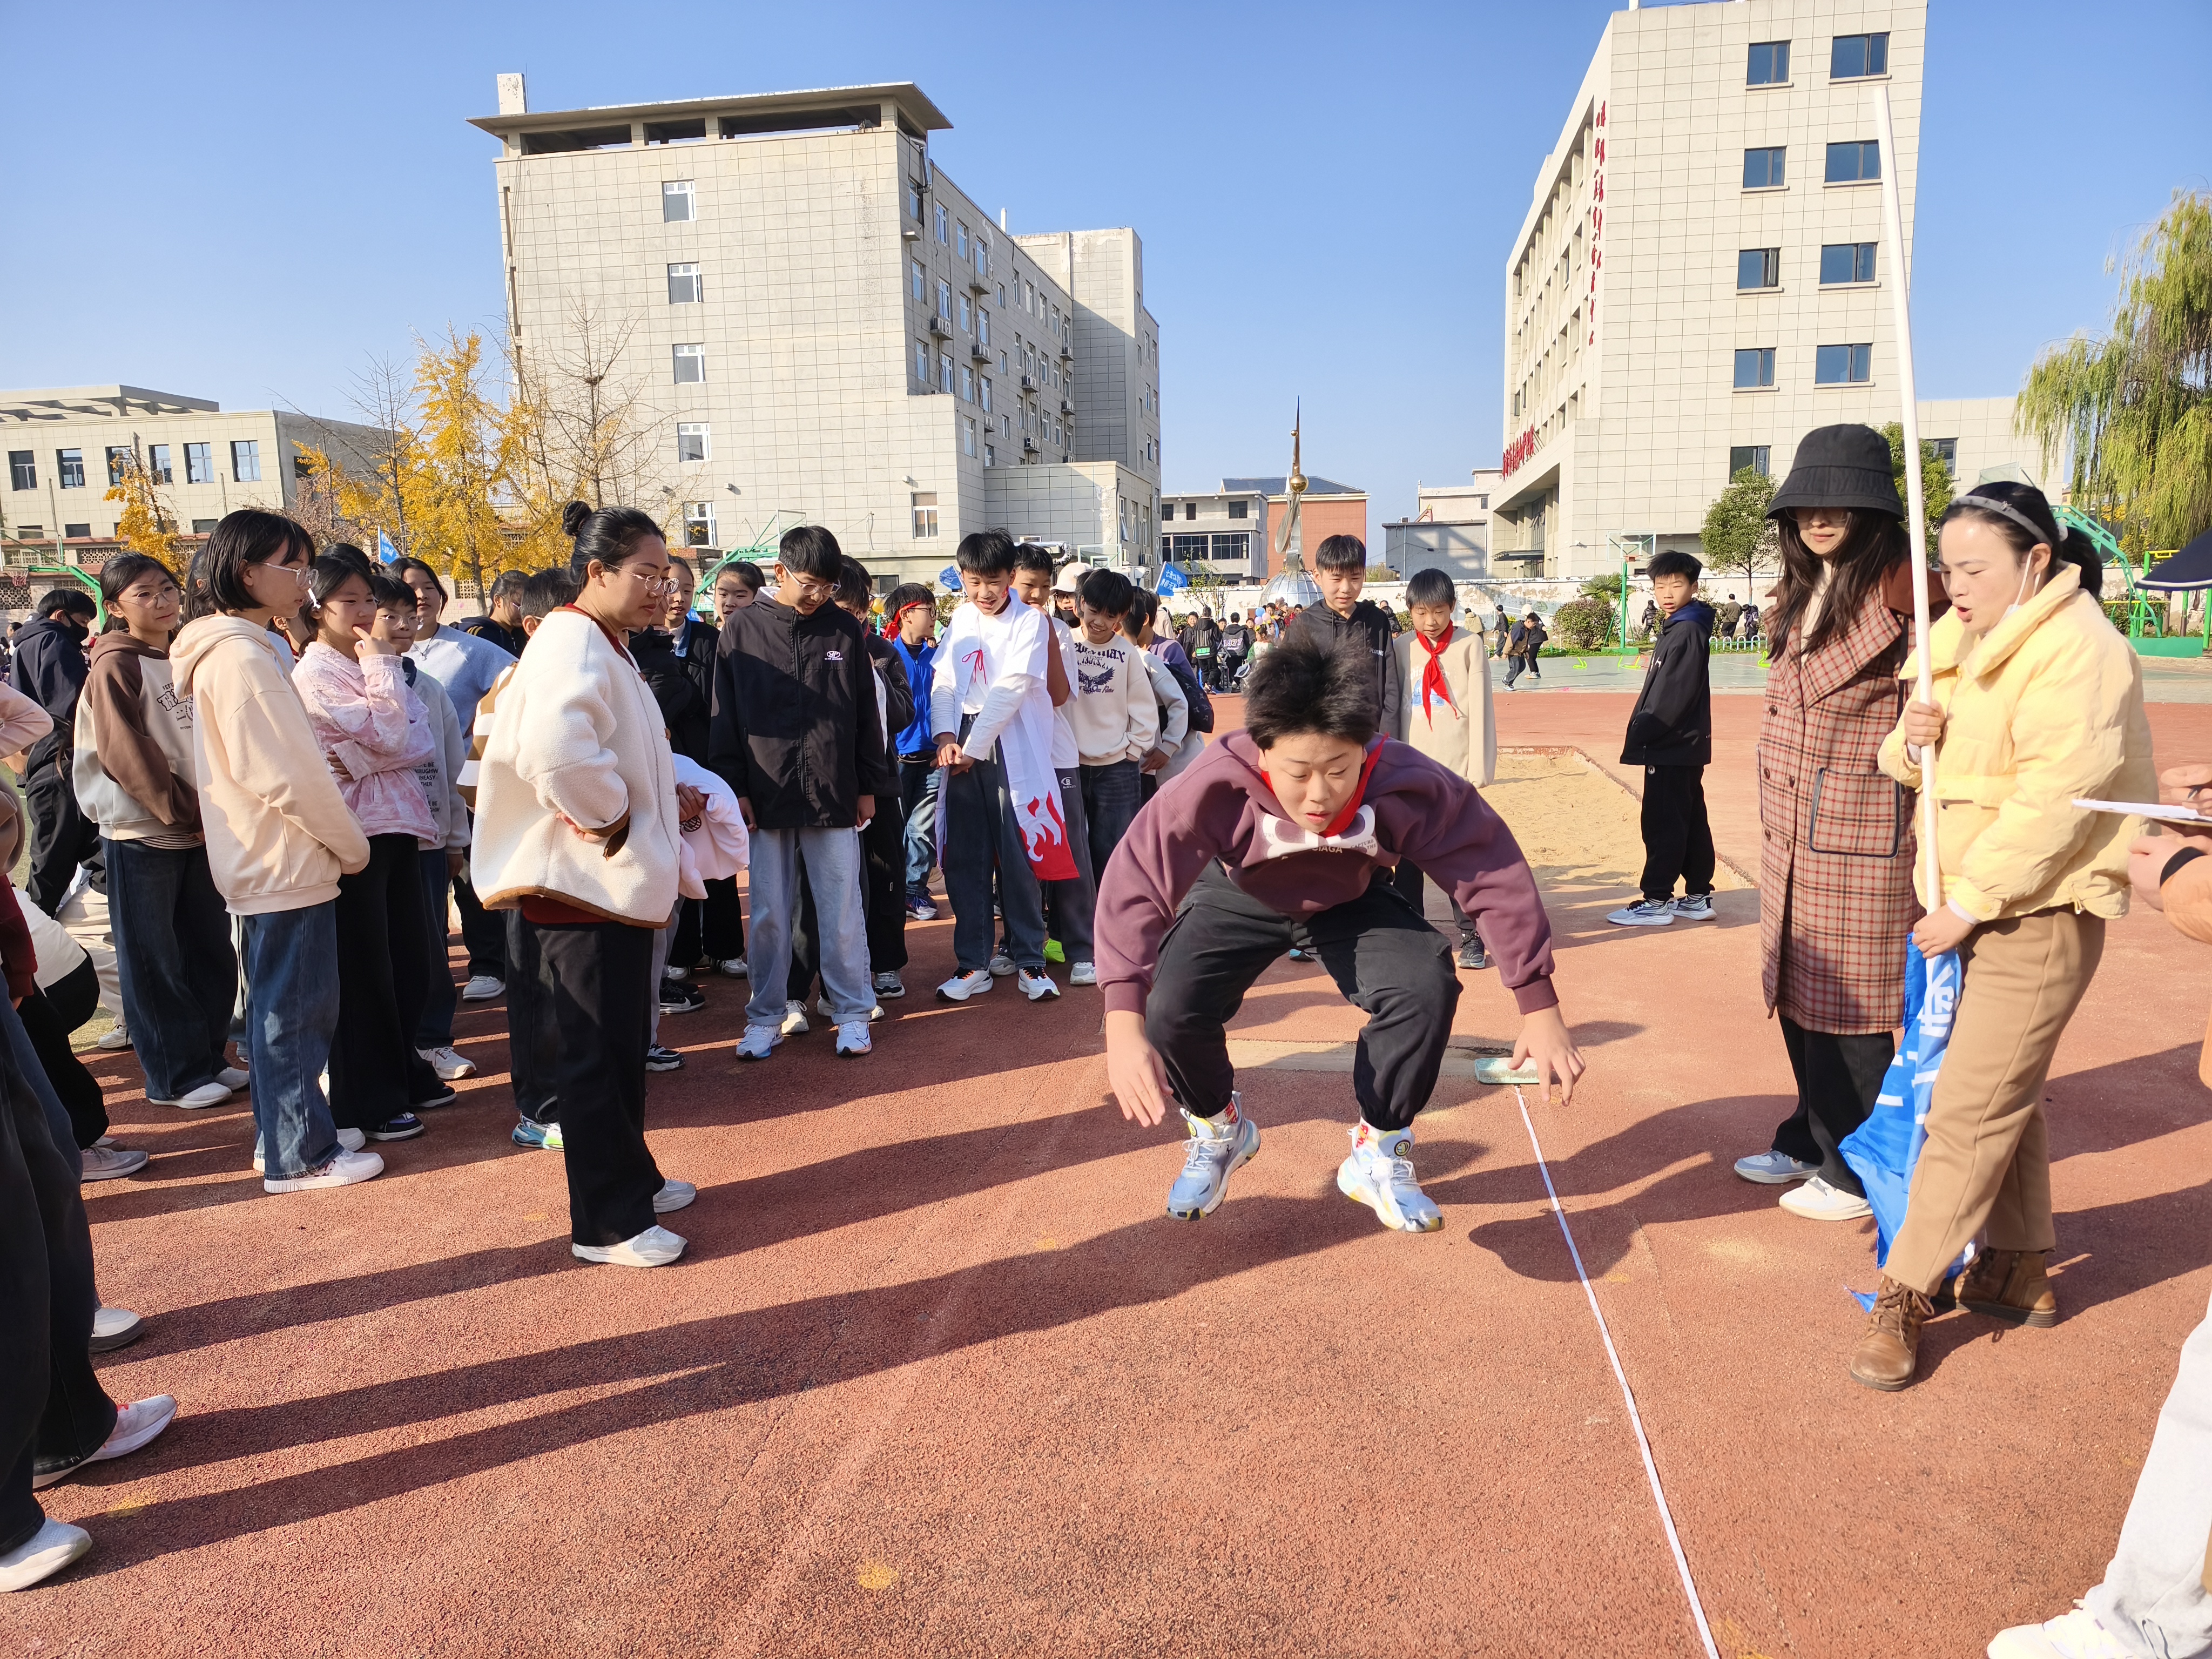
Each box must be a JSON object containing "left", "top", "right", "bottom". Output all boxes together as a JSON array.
[
  {"left": 1494, "top": 1, "right": 2045, "bottom": 579},
  {"left": 472, "top": 79, "right": 1160, "bottom": 585}
]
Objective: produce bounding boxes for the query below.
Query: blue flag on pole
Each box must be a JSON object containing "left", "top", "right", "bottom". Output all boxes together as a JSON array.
[
  {"left": 938, "top": 565, "right": 961, "bottom": 592},
  {"left": 377, "top": 530, "right": 399, "bottom": 564},
  {"left": 1156, "top": 563, "right": 1190, "bottom": 595},
  {"left": 1839, "top": 944, "right": 1963, "bottom": 1304}
]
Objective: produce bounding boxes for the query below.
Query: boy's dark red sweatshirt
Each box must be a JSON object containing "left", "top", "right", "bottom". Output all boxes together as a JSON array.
[{"left": 1094, "top": 730, "right": 1556, "bottom": 1020}]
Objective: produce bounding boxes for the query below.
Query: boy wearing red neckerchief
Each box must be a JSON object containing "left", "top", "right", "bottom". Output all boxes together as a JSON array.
[
  {"left": 1094, "top": 636, "right": 1583, "bottom": 1232},
  {"left": 1391, "top": 568, "right": 1496, "bottom": 969}
]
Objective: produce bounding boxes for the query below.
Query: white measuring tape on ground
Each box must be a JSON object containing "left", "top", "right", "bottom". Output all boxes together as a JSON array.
[{"left": 1514, "top": 1087, "right": 1721, "bottom": 1659}]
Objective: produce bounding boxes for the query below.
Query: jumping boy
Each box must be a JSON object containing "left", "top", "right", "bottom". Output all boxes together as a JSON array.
[
  {"left": 1391, "top": 568, "right": 1496, "bottom": 970},
  {"left": 1283, "top": 534, "right": 1401, "bottom": 734},
  {"left": 1096, "top": 636, "right": 1584, "bottom": 1232},
  {"left": 1608, "top": 549, "right": 1717, "bottom": 928}
]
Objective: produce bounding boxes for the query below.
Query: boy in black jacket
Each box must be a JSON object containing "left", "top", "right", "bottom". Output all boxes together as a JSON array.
[
  {"left": 710, "top": 525, "right": 896, "bottom": 1060},
  {"left": 1282, "top": 534, "right": 1401, "bottom": 734},
  {"left": 1608, "top": 549, "right": 1717, "bottom": 928}
]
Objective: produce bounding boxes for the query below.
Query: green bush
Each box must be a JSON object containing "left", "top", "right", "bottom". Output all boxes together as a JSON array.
[{"left": 1550, "top": 597, "right": 1615, "bottom": 652}]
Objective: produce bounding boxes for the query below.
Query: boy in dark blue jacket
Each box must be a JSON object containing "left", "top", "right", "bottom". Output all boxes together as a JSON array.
[{"left": 1608, "top": 550, "right": 1717, "bottom": 927}]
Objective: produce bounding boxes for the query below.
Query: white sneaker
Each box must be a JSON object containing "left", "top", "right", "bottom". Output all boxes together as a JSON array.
[
  {"left": 461, "top": 975, "right": 505, "bottom": 1001},
  {"left": 937, "top": 969, "right": 994, "bottom": 1002},
  {"left": 1017, "top": 968, "right": 1059, "bottom": 1001},
  {"left": 1604, "top": 898, "right": 1676, "bottom": 927},
  {"left": 90, "top": 1306, "right": 144, "bottom": 1353},
  {"left": 1987, "top": 1607, "right": 2133, "bottom": 1659},
  {"left": 96, "top": 1024, "right": 133, "bottom": 1051},
  {"left": 572, "top": 1224, "right": 686, "bottom": 1267},
  {"left": 652, "top": 1178, "right": 696, "bottom": 1214},
  {"left": 715, "top": 957, "right": 748, "bottom": 978},
  {"left": 262, "top": 1148, "right": 385, "bottom": 1194},
  {"left": 1670, "top": 892, "right": 1715, "bottom": 921},
  {"left": 1336, "top": 1123, "right": 1444, "bottom": 1232},
  {"left": 78, "top": 1145, "right": 147, "bottom": 1181},
  {"left": 872, "top": 971, "right": 906, "bottom": 999},
  {"left": 36, "top": 1395, "right": 178, "bottom": 1489},
  {"left": 150, "top": 1081, "right": 231, "bottom": 1109},
  {"left": 662, "top": 962, "right": 689, "bottom": 982},
  {"left": 1778, "top": 1175, "right": 1874, "bottom": 1221},
  {"left": 815, "top": 997, "right": 883, "bottom": 1022},
  {"left": 780, "top": 1000, "right": 811, "bottom": 1036},
  {"left": 0, "top": 1518, "right": 91, "bottom": 1590},
  {"left": 988, "top": 952, "right": 1017, "bottom": 976},
  {"left": 216, "top": 1065, "right": 250, "bottom": 1090},
  {"left": 251, "top": 1126, "right": 366, "bottom": 1176},
  {"left": 1166, "top": 1100, "right": 1261, "bottom": 1219},
  {"left": 418, "top": 1044, "right": 478, "bottom": 1081},
  {"left": 1069, "top": 962, "right": 1098, "bottom": 986},
  {"left": 736, "top": 1024, "right": 783, "bottom": 1061},
  {"left": 834, "top": 1020, "right": 873, "bottom": 1056}
]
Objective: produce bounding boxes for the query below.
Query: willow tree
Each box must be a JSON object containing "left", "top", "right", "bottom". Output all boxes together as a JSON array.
[{"left": 2018, "top": 190, "right": 2212, "bottom": 548}]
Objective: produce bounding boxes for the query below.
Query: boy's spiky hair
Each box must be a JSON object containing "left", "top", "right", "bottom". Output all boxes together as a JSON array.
[
  {"left": 1011, "top": 541, "right": 1056, "bottom": 575},
  {"left": 1312, "top": 534, "right": 1367, "bottom": 573},
  {"left": 1405, "top": 568, "right": 1456, "bottom": 609},
  {"left": 1242, "top": 637, "right": 1378, "bottom": 749},
  {"left": 778, "top": 524, "right": 844, "bottom": 581},
  {"left": 1078, "top": 566, "right": 1135, "bottom": 617},
  {"left": 955, "top": 528, "right": 1018, "bottom": 577},
  {"left": 518, "top": 567, "right": 580, "bottom": 619},
  {"left": 1648, "top": 548, "right": 1703, "bottom": 582}
]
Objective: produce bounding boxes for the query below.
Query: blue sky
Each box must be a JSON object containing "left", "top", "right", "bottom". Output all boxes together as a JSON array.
[{"left": 4, "top": 0, "right": 2206, "bottom": 526}]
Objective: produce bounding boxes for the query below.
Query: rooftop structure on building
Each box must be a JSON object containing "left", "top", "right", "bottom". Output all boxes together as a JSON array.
[{"left": 473, "top": 78, "right": 1162, "bottom": 586}]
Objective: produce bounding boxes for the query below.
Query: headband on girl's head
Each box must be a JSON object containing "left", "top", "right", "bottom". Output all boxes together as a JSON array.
[{"left": 1952, "top": 490, "right": 2061, "bottom": 553}]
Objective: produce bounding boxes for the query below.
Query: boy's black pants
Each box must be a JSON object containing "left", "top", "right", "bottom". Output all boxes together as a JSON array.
[
  {"left": 1147, "top": 865, "right": 1460, "bottom": 1131},
  {"left": 1638, "top": 763, "right": 1715, "bottom": 901}
]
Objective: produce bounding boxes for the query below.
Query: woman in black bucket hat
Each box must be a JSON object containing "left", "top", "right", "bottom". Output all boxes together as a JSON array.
[{"left": 1734, "top": 425, "right": 1928, "bottom": 1224}]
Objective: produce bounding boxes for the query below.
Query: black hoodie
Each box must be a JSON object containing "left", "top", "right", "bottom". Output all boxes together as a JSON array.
[
  {"left": 710, "top": 596, "right": 896, "bottom": 829},
  {"left": 1283, "top": 599, "right": 1402, "bottom": 736},
  {"left": 1621, "top": 599, "right": 1715, "bottom": 766},
  {"left": 9, "top": 615, "right": 89, "bottom": 775}
]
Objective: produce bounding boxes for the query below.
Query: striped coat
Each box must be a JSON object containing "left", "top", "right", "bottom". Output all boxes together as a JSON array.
[{"left": 1758, "top": 588, "right": 1921, "bottom": 1034}]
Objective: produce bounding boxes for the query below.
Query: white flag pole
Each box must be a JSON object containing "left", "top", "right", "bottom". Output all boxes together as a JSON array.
[{"left": 1871, "top": 84, "right": 1941, "bottom": 910}]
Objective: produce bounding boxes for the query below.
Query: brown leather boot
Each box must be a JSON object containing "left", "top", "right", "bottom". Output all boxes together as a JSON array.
[
  {"left": 1849, "top": 1277, "right": 1933, "bottom": 1392},
  {"left": 1948, "top": 1249, "right": 2059, "bottom": 1328}
]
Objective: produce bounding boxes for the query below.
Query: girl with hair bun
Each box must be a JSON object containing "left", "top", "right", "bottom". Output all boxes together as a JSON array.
[{"left": 1848, "top": 478, "right": 2153, "bottom": 1392}]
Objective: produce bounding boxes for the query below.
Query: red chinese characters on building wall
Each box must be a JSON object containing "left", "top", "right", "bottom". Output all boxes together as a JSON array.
[
  {"left": 1502, "top": 427, "right": 1538, "bottom": 477},
  {"left": 1589, "top": 102, "right": 1605, "bottom": 346}
]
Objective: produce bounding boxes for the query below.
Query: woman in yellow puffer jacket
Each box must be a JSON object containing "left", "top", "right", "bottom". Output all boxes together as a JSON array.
[{"left": 1847, "top": 480, "right": 2154, "bottom": 1392}]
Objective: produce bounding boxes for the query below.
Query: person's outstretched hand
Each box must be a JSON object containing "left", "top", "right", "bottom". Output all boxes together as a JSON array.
[
  {"left": 1512, "top": 1005, "right": 1586, "bottom": 1105},
  {"left": 1105, "top": 1009, "right": 1172, "bottom": 1127}
]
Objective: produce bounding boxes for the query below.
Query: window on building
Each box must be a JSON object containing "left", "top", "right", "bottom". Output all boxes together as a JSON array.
[
  {"left": 1931, "top": 437, "right": 1958, "bottom": 471},
  {"left": 1185, "top": 502, "right": 1198, "bottom": 521},
  {"left": 940, "top": 353, "right": 954, "bottom": 394},
  {"left": 54, "top": 448, "right": 86, "bottom": 489},
  {"left": 672, "top": 343, "right": 706, "bottom": 383},
  {"left": 1815, "top": 342, "right": 1874, "bottom": 383},
  {"left": 915, "top": 339, "right": 932, "bottom": 384},
  {"left": 1819, "top": 241, "right": 1879, "bottom": 284},
  {"left": 1743, "top": 146, "right": 1786, "bottom": 188},
  {"left": 976, "top": 239, "right": 989, "bottom": 279},
  {"left": 911, "top": 260, "right": 925, "bottom": 301},
  {"left": 937, "top": 279, "right": 951, "bottom": 319},
  {"left": 1024, "top": 280, "right": 1036, "bottom": 312},
  {"left": 912, "top": 491, "right": 939, "bottom": 537},
  {"left": 663, "top": 180, "right": 695, "bottom": 222},
  {"left": 147, "top": 444, "right": 171, "bottom": 484},
  {"left": 1210, "top": 532, "right": 1250, "bottom": 563},
  {"left": 907, "top": 180, "right": 921, "bottom": 220},
  {"left": 1825, "top": 140, "right": 1881, "bottom": 183},
  {"left": 1830, "top": 32, "right": 1889, "bottom": 79},
  {"left": 960, "top": 365, "right": 975, "bottom": 401},
  {"left": 977, "top": 308, "right": 990, "bottom": 348},
  {"left": 677, "top": 422, "right": 710, "bottom": 462},
  {"left": 1729, "top": 444, "right": 1772, "bottom": 478},
  {"left": 1227, "top": 498, "right": 1247, "bottom": 521},
  {"left": 667, "top": 262, "right": 702, "bottom": 304},
  {"left": 62, "top": 522, "right": 91, "bottom": 539},
  {"left": 683, "top": 501, "right": 715, "bottom": 547},
  {"left": 956, "top": 221, "right": 968, "bottom": 259},
  {"left": 106, "top": 446, "right": 130, "bottom": 485},
  {"left": 1737, "top": 247, "right": 1782, "bottom": 289},
  {"left": 1747, "top": 40, "right": 1790, "bottom": 84},
  {"left": 980, "top": 376, "right": 993, "bottom": 414},
  {"left": 230, "top": 440, "right": 260, "bottom": 483},
  {"left": 984, "top": 443, "right": 995, "bottom": 468},
  {"left": 963, "top": 417, "right": 977, "bottom": 457},
  {"left": 934, "top": 204, "right": 948, "bottom": 243},
  {"left": 185, "top": 442, "right": 213, "bottom": 483},
  {"left": 7, "top": 451, "right": 33, "bottom": 490},
  {"left": 958, "top": 293, "right": 972, "bottom": 332},
  {"left": 1734, "top": 348, "right": 1777, "bottom": 389}
]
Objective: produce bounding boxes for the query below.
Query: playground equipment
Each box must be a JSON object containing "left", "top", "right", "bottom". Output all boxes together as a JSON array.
[
  {"left": 28, "top": 564, "right": 104, "bottom": 628},
  {"left": 2055, "top": 504, "right": 2195, "bottom": 656},
  {"left": 697, "top": 511, "right": 807, "bottom": 602}
]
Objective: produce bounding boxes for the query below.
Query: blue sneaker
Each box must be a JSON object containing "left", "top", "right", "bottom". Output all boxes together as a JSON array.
[
  {"left": 1165, "top": 1097, "right": 1260, "bottom": 1220},
  {"left": 511, "top": 1117, "right": 564, "bottom": 1151},
  {"left": 905, "top": 894, "right": 938, "bottom": 921},
  {"left": 368, "top": 1114, "right": 425, "bottom": 1142}
]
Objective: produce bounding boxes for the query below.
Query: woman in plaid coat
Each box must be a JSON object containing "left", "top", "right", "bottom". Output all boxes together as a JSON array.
[{"left": 1735, "top": 427, "right": 1923, "bottom": 1220}]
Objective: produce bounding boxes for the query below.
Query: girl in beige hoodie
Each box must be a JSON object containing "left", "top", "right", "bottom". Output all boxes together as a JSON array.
[{"left": 172, "top": 510, "right": 376, "bottom": 1195}]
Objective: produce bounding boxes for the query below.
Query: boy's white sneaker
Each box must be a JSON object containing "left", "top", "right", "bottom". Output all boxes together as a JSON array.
[
  {"left": 216, "top": 1064, "right": 250, "bottom": 1090},
  {"left": 461, "top": 975, "right": 505, "bottom": 1001},
  {"left": 779, "top": 1000, "right": 811, "bottom": 1036},
  {"left": 418, "top": 1044, "right": 477, "bottom": 1081},
  {"left": 36, "top": 1395, "right": 179, "bottom": 1489},
  {"left": 1166, "top": 1099, "right": 1260, "bottom": 1219},
  {"left": 1605, "top": 898, "right": 1676, "bottom": 927},
  {"left": 571, "top": 1224, "right": 686, "bottom": 1268},
  {"left": 0, "top": 1518, "right": 91, "bottom": 1590},
  {"left": 988, "top": 952, "right": 1017, "bottom": 977},
  {"left": 251, "top": 1127, "right": 365, "bottom": 1175},
  {"left": 1670, "top": 892, "right": 1715, "bottom": 921},
  {"left": 262, "top": 1149, "right": 384, "bottom": 1193},
  {"left": 1069, "top": 962, "right": 1098, "bottom": 986},
  {"left": 1778, "top": 1175, "right": 1873, "bottom": 1221},
  {"left": 736, "top": 1024, "right": 783, "bottom": 1061},
  {"left": 937, "top": 970, "right": 994, "bottom": 1002},
  {"left": 150, "top": 1081, "right": 232, "bottom": 1109},
  {"left": 652, "top": 1178, "right": 696, "bottom": 1215},
  {"left": 1017, "top": 968, "right": 1058, "bottom": 1001},
  {"left": 1987, "top": 1607, "right": 2132, "bottom": 1659},
  {"left": 1337, "top": 1123, "right": 1444, "bottom": 1233},
  {"left": 834, "top": 1021, "right": 873, "bottom": 1056}
]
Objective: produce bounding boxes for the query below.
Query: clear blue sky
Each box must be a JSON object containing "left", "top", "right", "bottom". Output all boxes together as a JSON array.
[{"left": 4, "top": 0, "right": 2205, "bottom": 527}]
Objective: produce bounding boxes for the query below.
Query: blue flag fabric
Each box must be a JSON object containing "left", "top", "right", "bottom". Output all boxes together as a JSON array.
[
  {"left": 1839, "top": 944, "right": 1963, "bottom": 1304},
  {"left": 938, "top": 565, "right": 961, "bottom": 592},
  {"left": 1156, "top": 563, "right": 1190, "bottom": 595},
  {"left": 377, "top": 530, "right": 400, "bottom": 564}
]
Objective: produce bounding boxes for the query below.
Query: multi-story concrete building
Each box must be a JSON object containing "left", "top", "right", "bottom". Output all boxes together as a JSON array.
[
  {"left": 1493, "top": 1, "right": 2046, "bottom": 578},
  {"left": 471, "top": 78, "right": 1160, "bottom": 587},
  {"left": 1382, "top": 470, "right": 1505, "bottom": 581},
  {"left": 1157, "top": 485, "right": 1267, "bottom": 581},
  {"left": 1, "top": 385, "right": 385, "bottom": 547},
  {"left": 1212, "top": 474, "right": 1368, "bottom": 580}
]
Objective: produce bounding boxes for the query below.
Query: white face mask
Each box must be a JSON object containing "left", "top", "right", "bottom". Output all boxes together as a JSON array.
[{"left": 2004, "top": 557, "right": 2045, "bottom": 621}]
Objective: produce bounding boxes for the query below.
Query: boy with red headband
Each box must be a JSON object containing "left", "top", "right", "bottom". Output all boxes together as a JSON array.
[
  {"left": 1096, "top": 635, "right": 1583, "bottom": 1232},
  {"left": 1392, "top": 568, "right": 1496, "bottom": 969}
]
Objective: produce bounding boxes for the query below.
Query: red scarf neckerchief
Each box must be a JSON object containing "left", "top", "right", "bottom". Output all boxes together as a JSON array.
[
  {"left": 1414, "top": 624, "right": 1458, "bottom": 724},
  {"left": 1263, "top": 740, "right": 1386, "bottom": 840}
]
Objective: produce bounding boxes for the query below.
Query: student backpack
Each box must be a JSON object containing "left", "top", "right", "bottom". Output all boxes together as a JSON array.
[{"left": 1161, "top": 650, "right": 1215, "bottom": 734}]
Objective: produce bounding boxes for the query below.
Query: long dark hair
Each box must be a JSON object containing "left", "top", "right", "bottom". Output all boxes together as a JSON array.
[
  {"left": 1767, "top": 510, "right": 1910, "bottom": 655},
  {"left": 1940, "top": 480, "right": 2103, "bottom": 602},
  {"left": 97, "top": 554, "right": 179, "bottom": 633},
  {"left": 185, "top": 509, "right": 314, "bottom": 622}
]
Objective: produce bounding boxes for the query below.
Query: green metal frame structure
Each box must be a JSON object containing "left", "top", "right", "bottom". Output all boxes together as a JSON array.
[
  {"left": 697, "top": 511, "right": 806, "bottom": 598},
  {"left": 27, "top": 563, "right": 104, "bottom": 629},
  {"left": 2055, "top": 504, "right": 2197, "bottom": 655}
]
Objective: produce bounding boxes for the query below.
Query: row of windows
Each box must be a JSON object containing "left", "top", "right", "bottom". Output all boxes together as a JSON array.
[
  {"left": 1168, "top": 500, "right": 1249, "bottom": 522},
  {"left": 1730, "top": 434, "right": 1951, "bottom": 481},
  {"left": 1733, "top": 343, "right": 1874, "bottom": 388},
  {"left": 1162, "top": 532, "right": 1253, "bottom": 563},
  {"left": 1737, "top": 240, "right": 1878, "bottom": 289},
  {"left": 1742, "top": 141, "right": 1883, "bottom": 190},
  {"left": 1746, "top": 33, "right": 1889, "bottom": 87},
  {"left": 8, "top": 441, "right": 256, "bottom": 491}
]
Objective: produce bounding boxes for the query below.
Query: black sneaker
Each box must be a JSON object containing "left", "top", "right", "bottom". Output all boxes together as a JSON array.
[
  {"left": 645, "top": 1045, "right": 685, "bottom": 1073},
  {"left": 369, "top": 1113, "right": 425, "bottom": 1141},
  {"left": 1456, "top": 934, "right": 1488, "bottom": 970},
  {"left": 659, "top": 980, "right": 707, "bottom": 1015},
  {"left": 410, "top": 1086, "right": 457, "bottom": 1111}
]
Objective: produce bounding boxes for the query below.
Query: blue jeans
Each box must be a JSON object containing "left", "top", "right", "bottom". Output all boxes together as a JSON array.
[
  {"left": 239, "top": 903, "right": 342, "bottom": 1179},
  {"left": 104, "top": 837, "right": 237, "bottom": 1101},
  {"left": 942, "top": 736, "right": 1046, "bottom": 974},
  {"left": 900, "top": 758, "right": 939, "bottom": 896},
  {"left": 1079, "top": 760, "right": 1143, "bottom": 892},
  {"left": 416, "top": 848, "right": 457, "bottom": 1047},
  {"left": 744, "top": 826, "right": 874, "bottom": 1027}
]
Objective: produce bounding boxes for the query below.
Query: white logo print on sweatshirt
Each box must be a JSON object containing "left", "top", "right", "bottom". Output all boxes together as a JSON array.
[{"left": 1254, "top": 806, "right": 1381, "bottom": 862}]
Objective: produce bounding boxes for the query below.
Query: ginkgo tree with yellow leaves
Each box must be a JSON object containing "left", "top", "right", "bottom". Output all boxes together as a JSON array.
[{"left": 103, "top": 446, "right": 191, "bottom": 570}]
